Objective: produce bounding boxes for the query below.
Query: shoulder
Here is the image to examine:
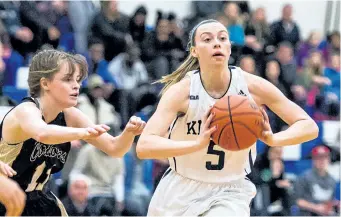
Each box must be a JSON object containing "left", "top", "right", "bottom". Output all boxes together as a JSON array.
[
  {"left": 63, "top": 106, "right": 86, "bottom": 127},
  {"left": 159, "top": 76, "right": 190, "bottom": 114},
  {"left": 14, "top": 101, "right": 41, "bottom": 116}
]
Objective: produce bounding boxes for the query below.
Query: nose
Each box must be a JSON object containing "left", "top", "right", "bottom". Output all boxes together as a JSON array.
[
  {"left": 73, "top": 81, "right": 80, "bottom": 90},
  {"left": 213, "top": 38, "right": 221, "bottom": 49}
]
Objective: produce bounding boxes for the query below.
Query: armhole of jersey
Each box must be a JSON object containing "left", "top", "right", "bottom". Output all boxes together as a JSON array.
[{"left": 0, "top": 97, "right": 39, "bottom": 144}]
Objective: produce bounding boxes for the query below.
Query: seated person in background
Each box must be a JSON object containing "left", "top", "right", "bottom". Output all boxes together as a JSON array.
[
  {"left": 294, "top": 145, "right": 338, "bottom": 216},
  {"left": 70, "top": 144, "right": 125, "bottom": 216},
  {"left": 62, "top": 174, "right": 94, "bottom": 216},
  {"left": 249, "top": 146, "right": 291, "bottom": 216}
]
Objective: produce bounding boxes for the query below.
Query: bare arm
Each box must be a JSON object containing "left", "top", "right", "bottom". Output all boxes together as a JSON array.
[
  {"left": 14, "top": 102, "right": 88, "bottom": 144},
  {"left": 136, "top": 78, "right": 216, "bottom": 159},
  {"left": 245, "top": 72, "right": 319, "bottom": 146},
  {"left": 65, "top": 107, "right": 144, "bottom": 157}
]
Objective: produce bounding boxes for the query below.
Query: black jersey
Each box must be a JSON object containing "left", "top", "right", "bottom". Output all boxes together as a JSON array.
[{"left": 0, "top": 97, "right": 71, "bottom": 192}]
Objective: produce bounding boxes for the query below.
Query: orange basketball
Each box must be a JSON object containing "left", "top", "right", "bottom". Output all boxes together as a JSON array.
[{"left": 210, "top": 95, "right": 264, "bottom": 151}]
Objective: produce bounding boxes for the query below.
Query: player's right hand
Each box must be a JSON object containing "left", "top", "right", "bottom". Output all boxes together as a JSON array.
[
  {"left": 196, "top": 106, "right": 216, "bottom": 148},
  {"left": 0, "top": 161, "right": 17, "bottom": 177},
  {"left": 81, "top": 124, "right": 110, "bottom": 140},
  {"left": 0, "top": 176, "right": 26, "bottom": 216}
]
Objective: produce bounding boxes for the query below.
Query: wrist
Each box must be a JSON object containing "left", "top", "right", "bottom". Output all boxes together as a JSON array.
[{"left": 121, "top": 128, "right": 135, "bottom": 138}]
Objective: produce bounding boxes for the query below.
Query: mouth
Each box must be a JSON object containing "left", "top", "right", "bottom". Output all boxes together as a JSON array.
[
  {"left": 212, "top": 51, "right": 225, "bottom": 57},
  {"left": 70, "top": 93, "right": 79, "bottom": 98}
]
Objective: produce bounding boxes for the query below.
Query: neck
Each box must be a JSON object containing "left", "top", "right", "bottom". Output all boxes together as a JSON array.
[
  {"left": 38, "top": 95, "right": 63, "bottom": 123},
  {"left": 315, "top": 167, "right": 327, "bottom": 177},
  {"left": 105, "top": 11, "right": 118, "bottom": 21},
  {"left": 200, "top": 63, "right": 230, "bottom": 98}
]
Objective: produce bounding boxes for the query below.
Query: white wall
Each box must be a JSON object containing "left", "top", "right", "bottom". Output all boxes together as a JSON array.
[{"left": 118, "top": 0, "right": 337, "bottom": 40}]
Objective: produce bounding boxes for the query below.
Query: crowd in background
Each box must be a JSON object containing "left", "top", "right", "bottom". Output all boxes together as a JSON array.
[{"left": 0, "top": 1, "right": 340, "bottom": 216}]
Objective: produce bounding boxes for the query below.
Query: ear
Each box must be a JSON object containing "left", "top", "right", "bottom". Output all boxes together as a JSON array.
[
  {"left": 190, "top": 46, "right": 198, "bottom": 58},
  {"left": 40, "top": 77, "right": 50, "bottom": 92}
]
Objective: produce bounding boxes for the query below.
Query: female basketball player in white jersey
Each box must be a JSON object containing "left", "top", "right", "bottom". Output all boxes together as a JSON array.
[
  {"left": 137, "top": 20, "right": 319, "bottom": 216},
  {"left": 0, "top": 50, "right": 145, "bottom": 216}
]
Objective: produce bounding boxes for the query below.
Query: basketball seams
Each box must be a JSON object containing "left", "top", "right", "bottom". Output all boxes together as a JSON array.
[
  {"left": 210, "top": 112, "right": 263, "bottom": 126},
  {"left": 227, "top": 96, "right": 241, "bottom": 150},
  {"left": 214, "top": 98, "right": 247, "bottom": 111},
  {"left": 231, "top": 121, "right": 259, "bottom": 138}
]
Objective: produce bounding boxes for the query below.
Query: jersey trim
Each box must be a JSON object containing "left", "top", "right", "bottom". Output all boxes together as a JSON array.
[
  {"left": 169, "top": 116, "right": 180, "bottom": 172},
  {"left": 198, "top": 66, "right": 233, "bottom": 99}
]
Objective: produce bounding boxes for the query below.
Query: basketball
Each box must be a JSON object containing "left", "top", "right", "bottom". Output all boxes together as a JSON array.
[{"left": 210, "top": 95, "right": 264, "bottom": 151}]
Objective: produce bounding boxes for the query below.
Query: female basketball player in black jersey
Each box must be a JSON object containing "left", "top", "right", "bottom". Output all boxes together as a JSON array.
[
  {"left": 0, "top": 50, "right": 145, "bottom": 216},
  {"left": 137, "top": 20, "right": 319, "bottom": 216},
  {"left": 0, "top": 161, "right": 26, "bottom": 216}
]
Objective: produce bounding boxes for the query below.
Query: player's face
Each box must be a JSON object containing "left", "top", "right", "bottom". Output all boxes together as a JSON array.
[
  {"left": 191, "top": 22, "right": 231, "bottom": 65},
  {"left": 46, "top": 62, "right": 81, "bottom": 108}
]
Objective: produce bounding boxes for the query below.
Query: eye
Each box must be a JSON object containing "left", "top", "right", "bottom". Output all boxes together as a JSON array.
[
  {"left": 204, "top": 38, "right": 211, "bottom": 43},
  {"left": 220, "top": 36, "right": 227, "bottom": 41}
]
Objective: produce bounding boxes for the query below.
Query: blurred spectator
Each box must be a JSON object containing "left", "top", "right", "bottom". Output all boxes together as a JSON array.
[
  {"left": 294, "top": 145, "right": 338, "bottom": 216},
  {"left": 89, "top": 0, "right": 130, "bottom": 61},
  {"left": 62, "top": 174, "right": 94, "bottom": 216},
  {"left": 87, "top": 38, "right": 105, "bottom": 75},
  {"left": 249, "top": 146, "right": 292, "bottom": 216},
  {"left": 224, "top": 2, "right": 245, "bottom": 46},
  {"left": 297, "top": 31, "right": 322, "bottom": 69},
  {"left": 239, "top": 55, "right": 257, "bottom": 75},
  {"left": 71, "top": 144, "right": 125, "bottom": 216},
  {"left": 19, "top": 1, "right": 61, "bottom": 56},
  {"left": 192, "top": 1, "right": 224, "bottom": 18},
  {"left": 319, "top": 31, "right": 340, "bottom": 64},
  {"left": 107, "top": 43, "right": 148, "bottom": 91},
  {"left": 0, "top": 1, "right": 34, "bottom": 58},
  {"left": 263, "top": 60, "right": 288, "bottom": 133},
  {"left": 264, "top": 59, "right": 288, "bottom": 96},
  {"left": 68, "top": 1, "right": 99, "bottom": 54},
  {"left": 244, "top": 7, "right": 271, "bottom": 53},
  {"left": 123, "top": 143, "right": 153, "bottom": 216},
  {"left": 129, "top": 6, "right": 147, "bottom": 48},
  {"left": 77, "top": 74, "right": 120, "bottom": 130},
  {"left": 296, "top": 50, "right": 328, "bottom": 91},
  {"left": 270, "top": 4, "right": 300, "bottom": 50},
  {"left": 323, "top": 53, "right": 340, "bottom": 101},
  {"left": 275, "top": 42, "right": 297, "bottom": 100},
  {"left": 141, "top": 10, "right": 184, "bottom": 80}
]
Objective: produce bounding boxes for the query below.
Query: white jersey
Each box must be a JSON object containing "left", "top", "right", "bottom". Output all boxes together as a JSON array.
[{"left": 167, "top": 66, "right": 257, "bottom": 183}]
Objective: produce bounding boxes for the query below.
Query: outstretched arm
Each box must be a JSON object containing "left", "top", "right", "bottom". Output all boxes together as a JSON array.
[
  {"left": 245, "top": 72, "right": 319, "bottom": 146},
  {"left": 65, "top": 107, "right": 145, "bottom": 157}
]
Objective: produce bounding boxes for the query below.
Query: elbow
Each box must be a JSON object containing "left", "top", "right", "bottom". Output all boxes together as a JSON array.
[
  {"left": 136, "top": 137, "right": 149, "bottom": 159},
  {"left": 35, "top": 130, "right": 49, "bottom": 144},
  {"left": 310, "top": 120, "right": 319, "bottom": 139}
]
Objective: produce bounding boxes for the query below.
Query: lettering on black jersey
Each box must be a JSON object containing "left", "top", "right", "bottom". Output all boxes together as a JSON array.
[
  {"left": 189, "top": 95, "right": 199, "bottom": 100},
  {"left": 30, "top": 142, "right": 67, "bottom": 163},
  {"left": 186, "top": 120, "right": 202, "bottom": 135}
]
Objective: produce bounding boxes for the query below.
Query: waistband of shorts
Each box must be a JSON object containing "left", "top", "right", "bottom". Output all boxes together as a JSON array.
[{"left": 168, "top": 168, "right": 252, "bottom": 187}]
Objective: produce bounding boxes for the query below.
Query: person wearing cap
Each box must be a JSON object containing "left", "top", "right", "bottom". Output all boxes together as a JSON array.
[{"left": 294, "top": 145, "right": 338, "bottom": 216}]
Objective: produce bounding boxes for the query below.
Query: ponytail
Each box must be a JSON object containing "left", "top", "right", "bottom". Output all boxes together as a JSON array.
[{"left": 156, "top": 54, "right": 199, "bottom": 95}]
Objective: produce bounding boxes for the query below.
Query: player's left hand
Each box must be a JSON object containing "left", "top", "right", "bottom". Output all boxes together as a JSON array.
[
  {"left": 124, "top": 116, "right": 146, "bottom": 136},
  {"left": 259, "top": 106, "right": 274, "bottom": 146},
  {"left": 0, "top": 161, "right": 17, "bottom": 177}
]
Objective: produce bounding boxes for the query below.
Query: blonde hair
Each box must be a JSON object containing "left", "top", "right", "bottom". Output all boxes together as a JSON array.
[
  {"left": 156, "top": 19, "right": 219, "bottom": 95},
  {"left": 28, "top": 50, "right": 88, "bottom": 97}
]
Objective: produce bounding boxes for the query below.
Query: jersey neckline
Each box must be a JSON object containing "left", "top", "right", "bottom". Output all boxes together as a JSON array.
[{"left": 197, "top": 66, "right": 233, "bottom": 99}]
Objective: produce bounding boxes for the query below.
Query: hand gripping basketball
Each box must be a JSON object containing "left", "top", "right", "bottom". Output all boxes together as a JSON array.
[{"left": 196, "top": 106, "right": 217, "bottom": 148}]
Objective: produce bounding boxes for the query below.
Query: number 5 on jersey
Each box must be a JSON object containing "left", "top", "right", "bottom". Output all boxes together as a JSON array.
[{"left": 206, "top": 140, "right": 225, "bottom": 170}]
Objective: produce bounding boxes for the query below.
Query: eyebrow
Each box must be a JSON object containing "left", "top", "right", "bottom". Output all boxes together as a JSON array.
[{"left": 200, "top": 30, "right": 228, "bottom": 36}]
